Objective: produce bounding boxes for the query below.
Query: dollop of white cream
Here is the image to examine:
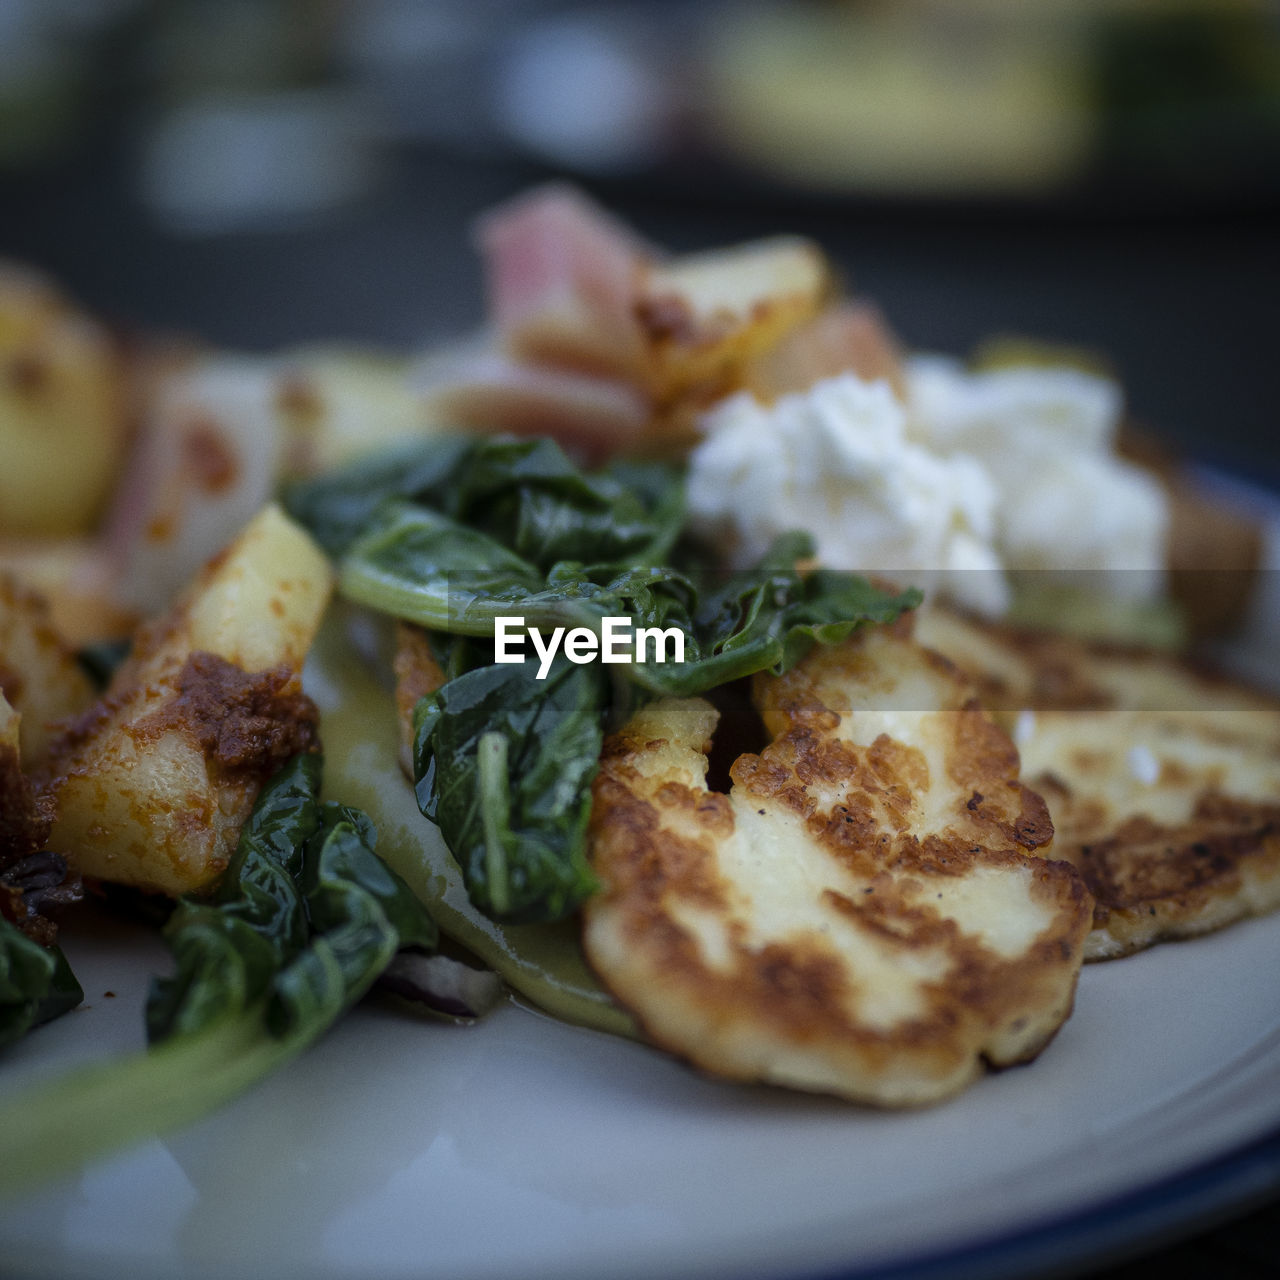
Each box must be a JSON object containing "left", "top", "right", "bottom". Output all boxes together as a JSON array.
[
  {"left": 905, "top": 357, "right": 1170, "bottom": 601},
  {"left": 687, "top": 374, "right": 1009, "bottom": 615}
]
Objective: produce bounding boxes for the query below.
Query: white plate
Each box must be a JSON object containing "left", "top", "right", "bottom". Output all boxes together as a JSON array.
[
  {"left": 1, "top": 907, "right": 1279, "bottom": 1280},
  {"left": 2, "top": 485, "right": 1279, "bottom": 1280}
]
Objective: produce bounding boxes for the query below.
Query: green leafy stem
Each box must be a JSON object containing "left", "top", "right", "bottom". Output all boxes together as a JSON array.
[{"left": 0, "top": 754, "right": 436, "bottom": 1194}]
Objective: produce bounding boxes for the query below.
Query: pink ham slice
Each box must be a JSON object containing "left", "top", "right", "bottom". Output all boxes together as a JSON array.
[
  {"left": 474, "top": 183, "right": 654, "bottom": 382},
  {"left": 415, "top": 347, "right": 651, "bottom": 465},
  {"left": 101, "top": 354, "right": 285, "bottom": 617}
]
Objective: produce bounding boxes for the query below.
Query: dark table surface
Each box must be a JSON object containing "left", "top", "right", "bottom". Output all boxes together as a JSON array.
[{"left": 1, "top": 138, "right": 1278, "bottom": 1280}]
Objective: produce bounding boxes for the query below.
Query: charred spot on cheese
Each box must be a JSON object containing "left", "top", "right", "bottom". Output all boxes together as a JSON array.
[
  {"left": 916, "top": 606, "right": 1280, "bottom": 959},
  {"left": 584, "top": 624, "right": 1092, "bottom": 1107}
]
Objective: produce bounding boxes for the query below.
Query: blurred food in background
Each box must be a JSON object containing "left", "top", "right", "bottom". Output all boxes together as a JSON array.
[
  {"left": 0, "top": 183, "right": 1267, "bottom": 668},
  {"left": 699, "top": 0, "right": 1280, "bottom": 199},
  {"left": 2, "top": 0, "right": 1278, "bottom": 211}
]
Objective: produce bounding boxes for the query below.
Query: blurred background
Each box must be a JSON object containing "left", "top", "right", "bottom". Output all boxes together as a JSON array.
[{"left": 0, "top": 0, "right": 1277, "bottom": 484}]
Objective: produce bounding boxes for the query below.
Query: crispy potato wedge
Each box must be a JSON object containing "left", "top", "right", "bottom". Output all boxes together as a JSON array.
[
  {"left": 0, "top": 264, "right": 128, "bottom": 536},
  {"left": 1, "top": 689, "right": 80, "bottom": 945},
  {"left": 637, "top": 237, "right": 830, "bottom": 408},
  {"left": 0, "top": 572, "right": 94, "bottom": 764},
  {"left": 0, "top": 537, "right": 138, "bottom": 647},
  {"left": 41, "top": 504, "right": 332, "bottom": 897},
  {"left": 584, "top": 622, "right": 1091, "bottom": 1105}
]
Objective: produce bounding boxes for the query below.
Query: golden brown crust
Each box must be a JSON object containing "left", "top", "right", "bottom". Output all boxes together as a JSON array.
[
  {"left": 1034, "top": 765, "right": 1280, "bottom": 959},
  {"left": 0, "top": 739, "right": 79, "bottom": 945},
  {"left": 915, "top": 605, "right": 1280, "bottom": 718},
  {"left": 634, "top": 238, "right": 830, "bottom": 409},
  {"left": 584, "top": 626, "right": 1092, "bottom": 1106},
  {"left": 0, "top": 571, "right": 95, "bottom": 763},
  {"left": 392, "top": 623, "right": 446, "bottom": 777},
  {"left": 917, "top": 607, "right": 1280, "bottom": 958},
  {"left": 0, "top": 742, "right": 49, "bottom": 869}
]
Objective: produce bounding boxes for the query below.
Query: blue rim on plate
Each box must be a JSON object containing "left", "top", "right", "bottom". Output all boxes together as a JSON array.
[{"left": 813, "top": 1125, "right": 1280, "bottom": 1280}]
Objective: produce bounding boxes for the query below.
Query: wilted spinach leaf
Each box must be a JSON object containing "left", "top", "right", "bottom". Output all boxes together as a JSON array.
[
  {"left": 0, "top": 918, "right": 82, "bottom": 1050},
  {"left": 338, "top": 502, "right": 545, "bottom": 635},
  {"left": 413, "top": 658, "right": 604, "bottom": 923},
  {"left": 286, "top": 435, "right": 683, "bottom": 572},
  {"left": 281, "top": 436, "right": 474, "bottom": 557},
  {"left": 147, "top": 752, "right": 436, "bottom": 1044}
]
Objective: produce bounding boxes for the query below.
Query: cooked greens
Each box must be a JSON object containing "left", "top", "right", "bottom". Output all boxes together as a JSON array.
[
  {"left": 0, "top": 918, "right": 82, "bottom": 1051},
  {"left": 147, "top": 753, "right": 435, "bottom": 1044},
  {"left": 0, "top": 753, "right": 436, "bottom": 1193},
  {"left": 289, "top": 436, "right": 920, "bottom": 927},
  {"left": 284, "top": 435, "right": 682, "bottom": 569},
  {"left": 413, "top": 658, "right": 606, "bottom": 923}
]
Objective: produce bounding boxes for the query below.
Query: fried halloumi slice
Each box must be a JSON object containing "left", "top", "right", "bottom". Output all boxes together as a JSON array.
[
  {"left": 915, "top": 605, "right": 1278, "bottom": 723},
  {"left": 915, "top": 606, "right": 1280, "bottom": 959},
  {"left": 584, "top": 624, "right": 1092, "bottom": 1106},
  {"left": 1021, "top": 713, "right": 1280, "bottom": 960}
]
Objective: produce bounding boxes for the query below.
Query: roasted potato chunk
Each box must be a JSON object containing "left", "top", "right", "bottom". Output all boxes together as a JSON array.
[
  {"left": 0, "top": 537, "right": 138, "bottom": 647},
  {"left": 0, "top": 264, "right": 128, "bottom": 536},
  {"left": 1, "top": 690, "right": 81, "bottom": 945},
  {"left": 0, "top": 572, "right": 94, "bottom": 764},
  {"left": 637, "top": 237, "right": 830, "bottom": 407},
  {"left": 41, "top": 504, "right": 333, "bottom": 897},
  {"left": 273, "top": 347, "right": 439, "bottom": 478}
]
